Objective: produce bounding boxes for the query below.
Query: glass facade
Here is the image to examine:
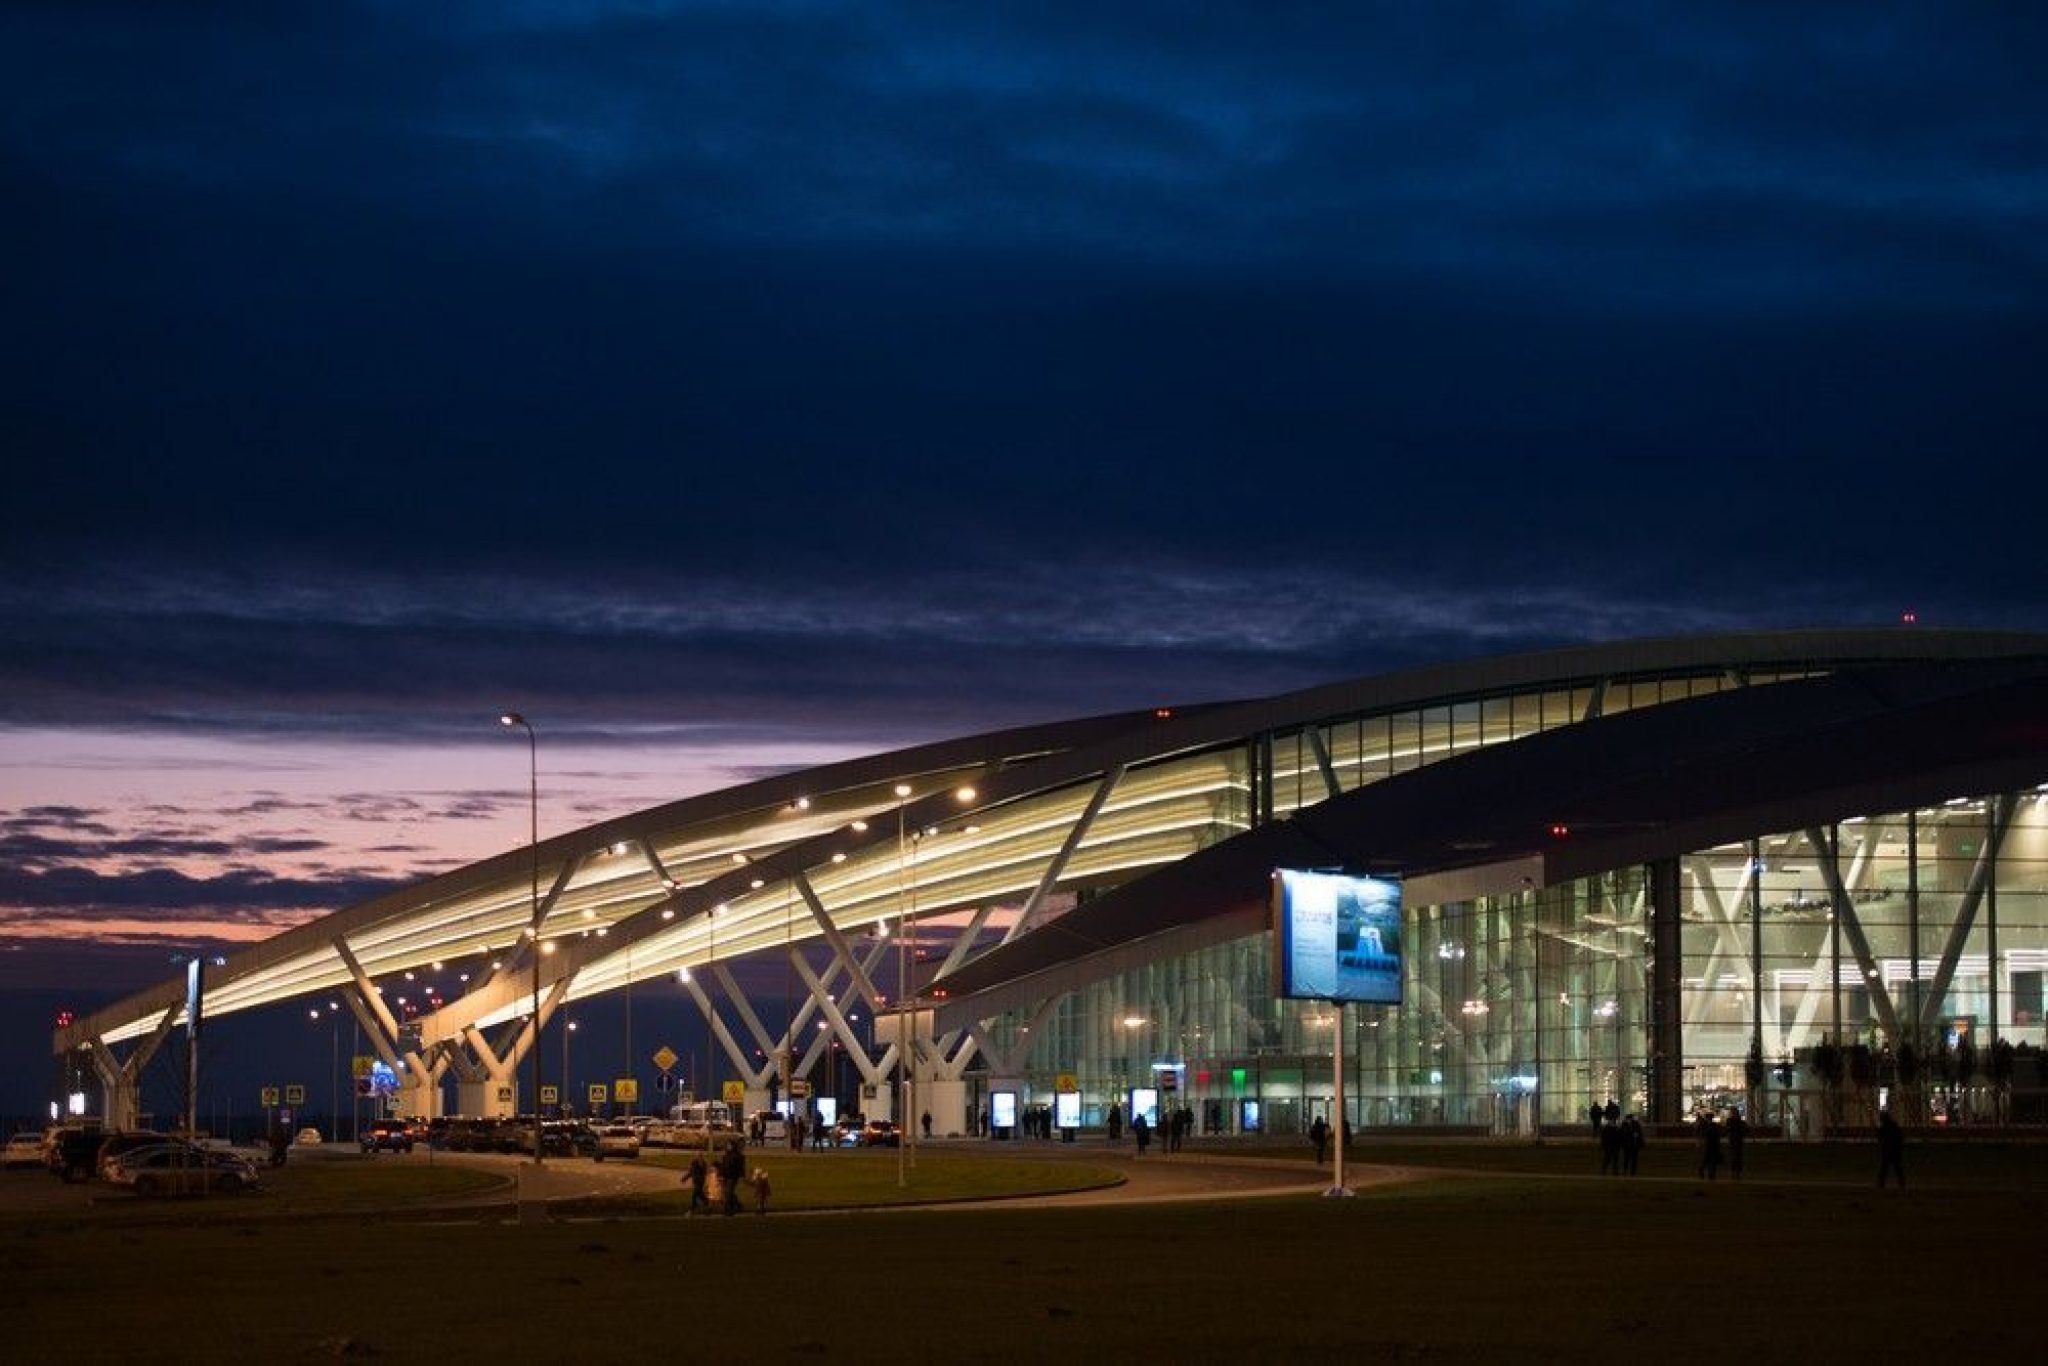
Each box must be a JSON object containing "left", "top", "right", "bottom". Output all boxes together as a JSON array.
[{"left": 992, "top": 780, "right": 2048, "bottom": 1135}]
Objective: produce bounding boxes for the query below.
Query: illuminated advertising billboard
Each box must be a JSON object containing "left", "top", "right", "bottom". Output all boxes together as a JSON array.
[{"left": 1272, "top": 868, "right": 1403, "bottom": 1004}]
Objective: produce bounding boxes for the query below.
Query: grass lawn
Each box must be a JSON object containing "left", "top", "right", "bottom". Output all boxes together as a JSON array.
[
  {"left": 3, "top": 1147, "right": 2039, "bottom": 1361},
  {"left": 565, "top": 1148, "right": 1121, "bottom": 1216}
]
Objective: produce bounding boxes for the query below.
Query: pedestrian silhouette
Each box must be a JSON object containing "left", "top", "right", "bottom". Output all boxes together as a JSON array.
[
  {"left": 1877, "top": 1109, "right": 1906, "bottom": 1187},
  {"left": 1620, "top": 1114, "right": 1643, "bottom": 1175}
]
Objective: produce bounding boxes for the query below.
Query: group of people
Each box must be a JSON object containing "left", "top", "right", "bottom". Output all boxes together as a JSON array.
[
  {"left": 685, "top": 1136, "right": 770, "bottom": 1216},
  {"left": 1689, "top": 1106, "right": 1748, "bottom": 1180},
  {"left": 1125, "top": 1104, "right": 1192, "bottom": 1155},
  {"left": 1587, "top": 1101, "right": 1648, "bottom": 1176}
]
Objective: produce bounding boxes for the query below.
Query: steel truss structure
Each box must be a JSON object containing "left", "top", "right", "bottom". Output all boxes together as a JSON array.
[{"left": 52, "top": 629, "right": 2048, "bottom": 1133}]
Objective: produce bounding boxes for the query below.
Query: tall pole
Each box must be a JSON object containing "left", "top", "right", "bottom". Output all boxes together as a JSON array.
[
  {"left": 1328, "top": 1003, "right": 1348, "bottom": 1196},
  {"left": 895, "top": 784, "right": 911, "bottom": 1187},
  {"left": 501, "top": 712, "right": 542, "bottom": 1167},
  {"left": 562, "top": 1019, "right": 575, "bottom": 1115}
]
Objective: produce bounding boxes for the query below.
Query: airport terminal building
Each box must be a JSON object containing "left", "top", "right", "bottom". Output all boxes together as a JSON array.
[{"left": 55, "top": 630, "right": 2048, "bottom": 1138}]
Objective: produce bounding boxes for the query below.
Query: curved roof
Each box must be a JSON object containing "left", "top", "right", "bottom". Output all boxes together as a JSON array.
[
  {"left": 54, "top": 627, "right": 2048, "bottom": 1055},
  {"left": 931, "top": 653, "right": 2048, "bottom": 1026}
]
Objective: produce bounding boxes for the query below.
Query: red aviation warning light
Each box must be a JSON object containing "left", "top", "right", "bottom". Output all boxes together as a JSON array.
[
  {"left": 1548, "top": 823, "right": 1570, "bottom": 839},
  {"left": 56, "top": 1009, "right": 75, "bottom": 1028}
]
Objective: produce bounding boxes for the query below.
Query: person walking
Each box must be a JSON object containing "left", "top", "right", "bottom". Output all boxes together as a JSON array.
[
  {"left": 1107, "top": 1101, "right": 1123, "bottom": 1145},
  {"left": 920, "top": 1110, "right": 932, "bottom": 1140},
  {"left": 1877, "top": 1108, "right": 1906, "bottom": 1188},
  {"left": 1620, "top": 1114, "right": 1644, "bottom": 1175},
  {"left": 1132, "top": 1112, "right": 1150, "bottom": 1155},
  {"left": 685, "top": 1153, "right": 709, "bottom": 1215},
  {"left": 1599, "top": 1115, "right": 1621, "bottom": 1175},
  {"left": 1696, "top": 1110, "right": 1723, "bottom": 1180},
  {"left": 1310, "top": 1114, "right": 1329, "bottom": 1165},
  {"left": 1725, "top": 1109, "right": 1748, "bottom": 1179},
  {"left": 720, "top": 1138, "right": 747, "bottom": 1216}
]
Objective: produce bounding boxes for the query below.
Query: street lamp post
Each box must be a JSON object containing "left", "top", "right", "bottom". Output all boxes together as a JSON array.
[
  {"left": 894, "top": 784, "right": 912, "bottom": 1187},
  {"left": 309, "top": 1001, "right": 340, "bottom": 1141},
  {"left": 500, "top": 712, "right": 543, "bottom": 1167},
  {"left": 562, "top": 1019, "right": 576, "bottom": 1115}
]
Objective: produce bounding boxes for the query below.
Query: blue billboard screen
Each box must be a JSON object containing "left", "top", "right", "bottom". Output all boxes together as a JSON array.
[{"left": 1272, "top": 869, "right": 1403, "bottom": 1004}]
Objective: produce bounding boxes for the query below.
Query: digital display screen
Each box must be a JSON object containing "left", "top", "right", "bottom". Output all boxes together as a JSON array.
[
  {"left": 1273, "top": 869, "right": 1403, "bottom": 1003},
  {"left": 1054, "top": 1091, "right": 1080, "bottom": 1129},
  {"left": 990, "top": 1091, "right": 1018, "bottom": 1130},
  {"left": 1131, "top": 1086, "right": 1158, "bottom": 1127}
]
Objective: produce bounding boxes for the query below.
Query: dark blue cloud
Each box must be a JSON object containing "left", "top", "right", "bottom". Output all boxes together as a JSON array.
[{"left": 0, "top": 1, "right": 2043, "bottom": 736}]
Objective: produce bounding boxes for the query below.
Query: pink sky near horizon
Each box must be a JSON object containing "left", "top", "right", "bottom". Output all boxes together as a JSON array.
[{"left": 0, "top": 725, "right": 879, "bottom": 965}]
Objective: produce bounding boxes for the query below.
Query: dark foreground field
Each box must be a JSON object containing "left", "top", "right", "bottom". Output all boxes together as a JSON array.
[{"left": 4, "top": 1146, "right": 2040, "bottom": 1362}]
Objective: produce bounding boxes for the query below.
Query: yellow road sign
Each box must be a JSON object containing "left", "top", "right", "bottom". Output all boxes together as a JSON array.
[
  {"left": 616, "top": 1078, "right": 639, "bottom": 1103},
  {"left": 588, "top": 1083, "right": 609, "bottom": 1105},
  {"left": 260, "top": 1087, "right": 279, "bottom": 1106},
  {"left": 1056, "top": 1072, "right": 1079, "bottom": 1092},
  {"left": 722, "top": 1080, "right": 745, "bottom": 1104},
  {"left": 652, "top": 1045, "right": 678, "bottom": 1074}
]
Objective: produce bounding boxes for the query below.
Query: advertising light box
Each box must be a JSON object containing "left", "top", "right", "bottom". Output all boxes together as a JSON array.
[{"left": 1272, "top": 868, "right": 1404, "bottom": 1004}]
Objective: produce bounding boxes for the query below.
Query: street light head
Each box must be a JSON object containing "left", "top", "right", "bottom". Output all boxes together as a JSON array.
[
  {"left": 499, "top": 712, "right": 526, "bottom": 727},
  {"left": 894, "top": 783, "right": 913, "bottom": 798}
]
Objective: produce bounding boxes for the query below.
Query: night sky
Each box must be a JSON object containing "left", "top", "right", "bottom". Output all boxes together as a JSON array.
[{"left": 3, "top": 4, "right": 2044, "bottom": 1123}]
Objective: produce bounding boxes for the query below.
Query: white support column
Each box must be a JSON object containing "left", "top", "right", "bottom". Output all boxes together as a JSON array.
[
  {"left": 998, "top": 768, "right": 1122, "bottom": 949},
  {"left": 1919, "top": 794, "right": 2017, "bottom": 1031},
  {"left": 790, "top": 940, "right": 892, "bottom": 1077},
  {"left": 793, "top": 871, "right": 886, "bottom": 1010},
  {"left": 678, "top": 971, "right": 770, "bottom": 1082},
  {"left": 1681, "top": 856, "right": 1757, "bottom": 1029},
  {"left": 1305, "top": 726, "right": 1343, "bottom": 801},
  {"left": 1809, "top": 826, "right": 1904, "bottom": 1042}
]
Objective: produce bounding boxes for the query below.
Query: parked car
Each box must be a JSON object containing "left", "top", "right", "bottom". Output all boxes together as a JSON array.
[
  {"left": 440, "top": 1117, "right": 516, "bottom": 1153},
  {"left": 294, "top": 1127, "right": 323, "bottom": 1146},
  {"left": 43, "top": 1121, "right": 106, "bottom": 1182},
  {"left": 592, "top": 1123, "right": 641, "bottom": 1161},
  {"left": 360, "top": 1118, "right": 415, "bottom": 1153},
  {"left": 104, "top": 1143, "right": 260, "bottom": 1197},
  {"left": 96, "top": 1130, "right": 181, "bottom": 1178},
  {"left": 859, "top": 1119, "right": 902, "bottom": 1148},
  {"left": 3, "top": 1132, "right": 44, "bottom": 1168}
]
